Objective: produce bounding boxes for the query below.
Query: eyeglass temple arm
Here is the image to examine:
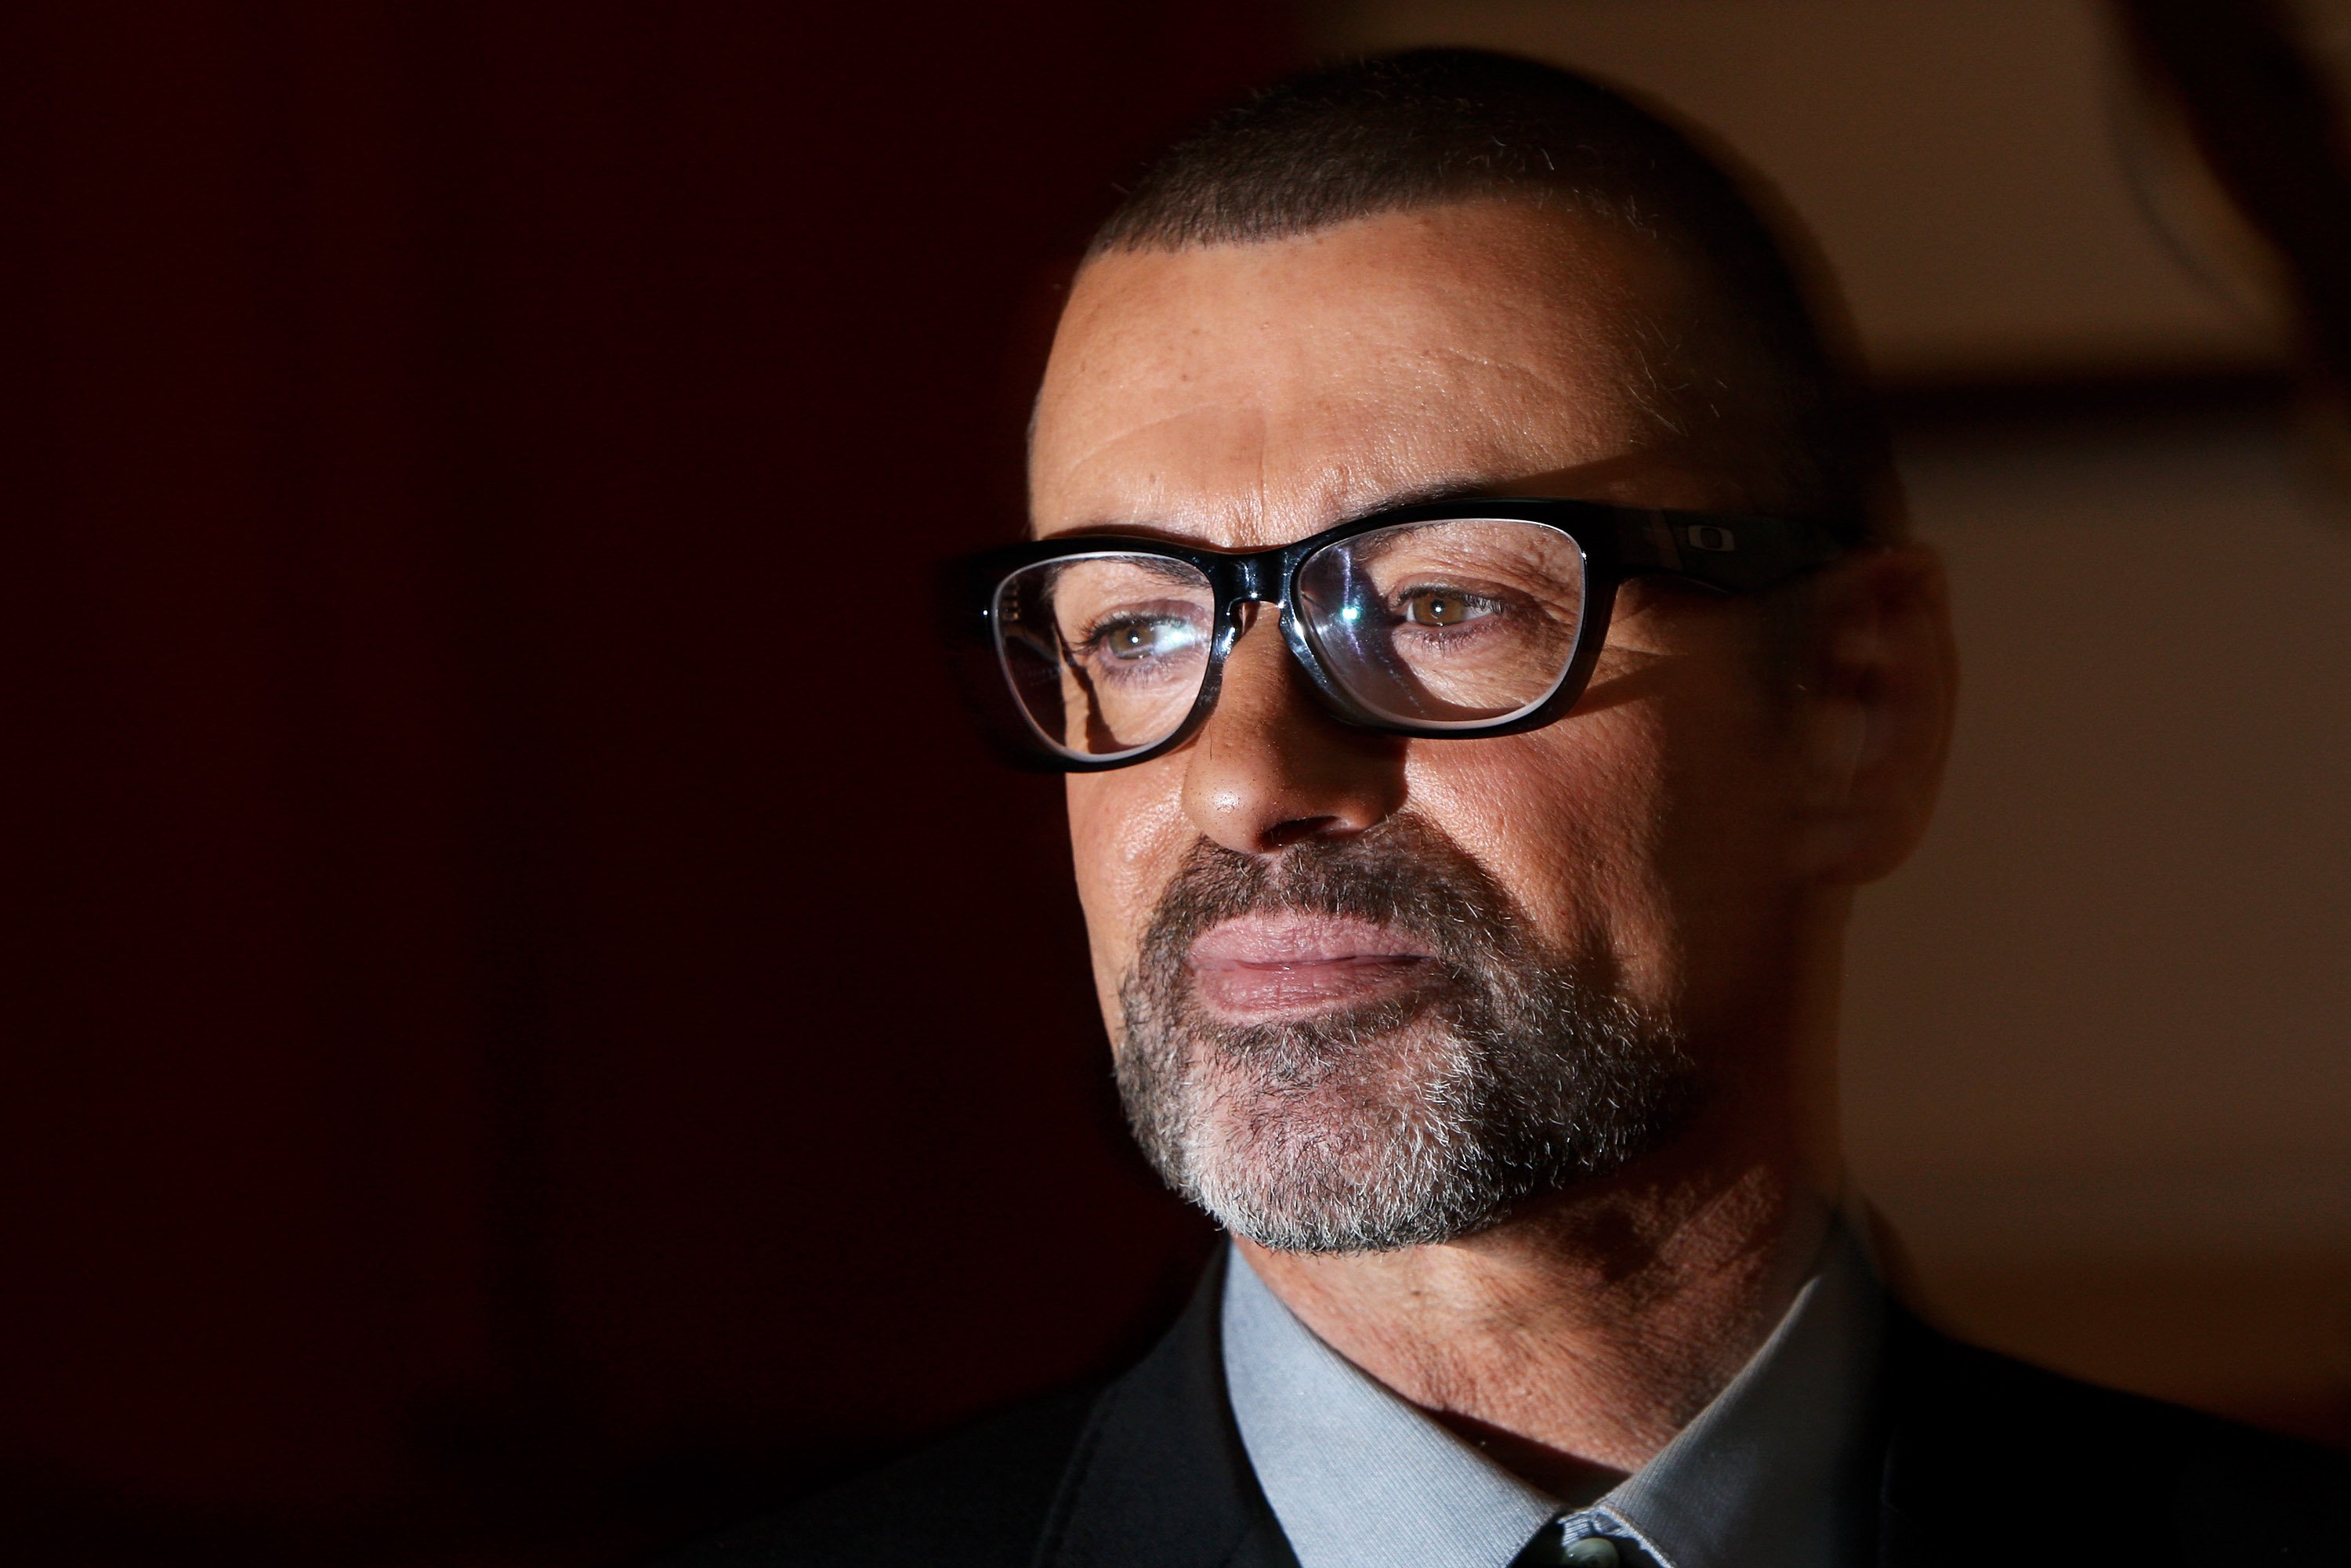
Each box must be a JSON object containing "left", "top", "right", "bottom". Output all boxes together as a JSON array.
[{"left": 1610, "top": 509, "right": 1848, "bottom": 594}]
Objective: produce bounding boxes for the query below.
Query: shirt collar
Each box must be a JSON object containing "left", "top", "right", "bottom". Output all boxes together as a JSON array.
[{"left": 1220, "top": 1223, "right": 1885, "bottom": 1568}]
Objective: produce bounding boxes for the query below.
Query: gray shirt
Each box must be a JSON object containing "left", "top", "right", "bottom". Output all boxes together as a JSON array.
[{"left": 1220, "top": 1226, "right": 1885, "bottom": 1568}]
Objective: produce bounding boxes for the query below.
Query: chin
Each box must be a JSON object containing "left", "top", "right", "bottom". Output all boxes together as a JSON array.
[{"left": 1144, "top": 1019, "right": 1526, "bottom": 1253}]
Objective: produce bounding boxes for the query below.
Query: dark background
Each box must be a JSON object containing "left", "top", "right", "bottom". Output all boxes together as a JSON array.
[
  {"left": 10, "top": 4, "right": 2350, "bottom": 1566},
  {"left": 5, "top": 5, "right": 1291, "bottom": 1563}
]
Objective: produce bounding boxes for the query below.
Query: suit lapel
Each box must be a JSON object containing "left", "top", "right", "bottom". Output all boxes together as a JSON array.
[
  {"left": 1872, "top": 1309, "right": 2174, "bottom": 1567},
  {"left": 1035, "top": 1248, "right": 1300, "bottom": 1568}
]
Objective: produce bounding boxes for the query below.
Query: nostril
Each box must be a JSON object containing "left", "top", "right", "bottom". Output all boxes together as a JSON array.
[{"left": 1259, "top": 815, "right": 1345, "bottom": 851}]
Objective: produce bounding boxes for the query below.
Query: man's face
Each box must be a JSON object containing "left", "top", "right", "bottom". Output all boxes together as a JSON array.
[{"left": 1030, "top": 201, "right": 1824, "bottom": 1251}]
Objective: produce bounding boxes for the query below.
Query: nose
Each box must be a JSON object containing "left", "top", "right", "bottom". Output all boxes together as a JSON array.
[{"left": 1179, "top": 605, "right": 1407, "bottom": 855}]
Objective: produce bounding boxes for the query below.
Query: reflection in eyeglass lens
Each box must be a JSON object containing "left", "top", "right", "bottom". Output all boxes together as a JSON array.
[
  {"left": 995, "top": 554, "right": 1215, "bottom": 757},
  {"left": 1298, "top": 518, "right": 1585, "bottom": 724}
]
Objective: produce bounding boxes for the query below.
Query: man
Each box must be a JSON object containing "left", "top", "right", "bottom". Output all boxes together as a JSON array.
[{"left": 679, "top": 49, "right": 2349, "bottom": 1567}]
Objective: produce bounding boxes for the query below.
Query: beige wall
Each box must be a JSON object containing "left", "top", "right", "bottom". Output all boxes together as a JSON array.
[{"left": 1854, "top": 412, "right": 2351, "bottom": 1425}]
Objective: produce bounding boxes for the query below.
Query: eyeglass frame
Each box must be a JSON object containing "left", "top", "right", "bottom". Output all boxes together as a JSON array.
[{"left": 950, "top": 497, "right": 1849, "bottom": 773}]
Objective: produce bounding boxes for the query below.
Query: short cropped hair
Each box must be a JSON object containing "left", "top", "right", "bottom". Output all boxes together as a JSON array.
[{"left": 1089, "top": 49, "right": 1896, "bottom": 544}]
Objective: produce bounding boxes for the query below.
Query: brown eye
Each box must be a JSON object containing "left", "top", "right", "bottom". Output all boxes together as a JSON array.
[
  {"left": 1400, "top": 588, "right": 1496, "bottom": 628},
  {"left": 1089, "top": 613, "right": 1204, "bottom": 664}
]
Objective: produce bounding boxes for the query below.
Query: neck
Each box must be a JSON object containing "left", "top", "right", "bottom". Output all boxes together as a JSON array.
[{"left": 1233, "top": 1137, "right": 1837, "bottom": 1497}]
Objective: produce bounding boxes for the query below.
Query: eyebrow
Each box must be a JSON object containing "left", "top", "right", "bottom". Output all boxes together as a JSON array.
[
  {"left": 1339, "top": 474, "right": 1499, "bottom": 517},
  {"left": 1037, "top": 465, "right": 1604, "bottom": 541},
  {"left": 1329, "top": 466, "right": 1628, "bottom": 526}
]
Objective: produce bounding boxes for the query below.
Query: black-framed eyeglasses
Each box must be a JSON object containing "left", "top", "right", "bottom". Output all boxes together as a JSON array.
[{"left": 952, "top": 498, "right": 1846, "bottom": 772}]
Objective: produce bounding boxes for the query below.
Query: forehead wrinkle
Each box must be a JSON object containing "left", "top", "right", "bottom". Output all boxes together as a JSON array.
[
  {"left": 1036, "top": 399, "right": 1276, "bottom": 539},
  {"left": 1034, "top": 397, "right": 1233, "bottom": 495},
  {"left": 1270, "top": 292, "right": 1655, "bottom": 458},
  {"left": 1255, "top": 337, "right": 1637, "bottom": 506},
  {"left": 1404, "top": 294, "right": 1657, "bottom": 403}
]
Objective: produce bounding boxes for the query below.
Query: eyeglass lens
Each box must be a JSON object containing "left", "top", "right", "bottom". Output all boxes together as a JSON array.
[{"left": 992, "top": 518, "right": 1589, "bottom": 760}]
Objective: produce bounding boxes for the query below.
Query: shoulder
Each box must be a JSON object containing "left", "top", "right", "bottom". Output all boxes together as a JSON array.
[
  {"left": 1883, "top": 1311, "right": 2351, "bottom": 1562},
  {"left": 650, "top": 1381, "right": 1104, "bottom": 1568},
  {"left": 643, "top": 1249, "right": 1274, "bottom": 1568}
]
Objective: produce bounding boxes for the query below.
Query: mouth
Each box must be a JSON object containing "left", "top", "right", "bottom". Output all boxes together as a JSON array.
[{"left": 1186, "top": 914, "right": 1440, "bottom": 1023}]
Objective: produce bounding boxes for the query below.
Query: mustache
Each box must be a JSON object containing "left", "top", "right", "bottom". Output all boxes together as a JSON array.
[{"left": 1136, "top": 816, "right": 1530, "bottom": 977}]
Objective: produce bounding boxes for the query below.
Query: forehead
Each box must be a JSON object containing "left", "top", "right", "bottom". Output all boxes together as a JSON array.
[{"left": 1030, "top": 200, "right": 1707, "bottom": 547}]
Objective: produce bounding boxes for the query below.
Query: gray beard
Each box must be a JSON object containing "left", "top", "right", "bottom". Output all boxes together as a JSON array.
[{"left": 1114, "top": 817, "right": 1698, "bottom": 1254}]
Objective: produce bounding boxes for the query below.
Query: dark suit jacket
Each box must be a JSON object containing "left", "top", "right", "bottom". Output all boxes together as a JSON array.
[{"left": 666, "top": 1251, "right": 2351, "bottom": 1567}]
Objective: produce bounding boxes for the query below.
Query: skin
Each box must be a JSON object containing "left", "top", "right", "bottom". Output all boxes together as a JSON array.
[{"left": 1031, "top": 199, "right": 1955, "bottom": 1493}]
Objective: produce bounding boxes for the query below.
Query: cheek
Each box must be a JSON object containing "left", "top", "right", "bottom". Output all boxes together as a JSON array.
[
  {"left": 1405, "top": 705, "right": 1681, "bottom": 990},
  {"left": 1066, "top": 764, "right": 1193, "bottom": 994}
]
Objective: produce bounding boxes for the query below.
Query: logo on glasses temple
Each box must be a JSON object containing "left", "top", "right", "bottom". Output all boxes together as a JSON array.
[{"left": 1684, "top": 524, "right": 1737, "bottom": 552}]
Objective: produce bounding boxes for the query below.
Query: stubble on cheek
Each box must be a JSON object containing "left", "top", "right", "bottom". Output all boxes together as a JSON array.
[{"left": 1406, "top": 716, "right": 1687, "bottom": 1012}]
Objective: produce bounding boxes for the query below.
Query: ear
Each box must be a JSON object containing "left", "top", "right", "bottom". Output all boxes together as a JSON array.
[{"left": 1788, "top": 543, "right": 1958, "bottom": 886}]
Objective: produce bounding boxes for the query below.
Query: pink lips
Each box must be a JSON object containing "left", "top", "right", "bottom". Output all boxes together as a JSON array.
[{"left": 1187, "top": 914, "right": 1437, "bottom": 1021}]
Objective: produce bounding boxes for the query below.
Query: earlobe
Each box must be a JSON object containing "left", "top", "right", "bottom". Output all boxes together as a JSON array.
[
  {"left": 1790, "top": 544, "right": 1958, "bottom": 888},
  {"left": 1828, "top": 697, "right": 1870, "bottom": 802},
  {"left": 1788, "top": 654, "right": 1874, "bottom": 882}
]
